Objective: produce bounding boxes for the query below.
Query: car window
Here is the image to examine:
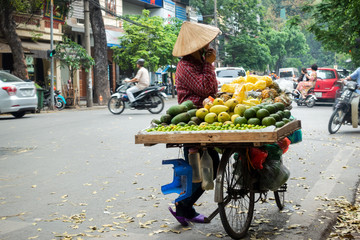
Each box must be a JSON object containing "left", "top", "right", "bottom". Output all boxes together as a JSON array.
[
  {"left": 279, "top": 71, "right": 293, "bottom": 78},
  {"left": 317, "top": 70, "right": 336, "bottom": 79},
  {"left": 217, "top": 69, "right": 245, "bottom": 78},
  {"left": 0, "top": 72, "right": 24, "bottom": 83}
]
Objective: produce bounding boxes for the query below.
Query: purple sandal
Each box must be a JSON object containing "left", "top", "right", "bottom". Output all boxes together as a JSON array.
[
  {"left": 186, "top": 214, "right": 210, "bottom": 223},
  {"left": 168, "top": 207, "right": 189, "bottom": 226}
]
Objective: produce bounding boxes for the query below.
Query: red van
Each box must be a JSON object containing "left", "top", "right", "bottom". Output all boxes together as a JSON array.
[{"left": 307, "top": 68, "right": 341, "bottom": 102}]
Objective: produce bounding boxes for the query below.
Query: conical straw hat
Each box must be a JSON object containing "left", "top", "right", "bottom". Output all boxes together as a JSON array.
[{"left": 172, "top": 21, "right": 220, "bottom": 57}]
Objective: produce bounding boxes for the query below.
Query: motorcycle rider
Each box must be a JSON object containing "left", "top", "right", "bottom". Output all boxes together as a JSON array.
[
  {"left": 344, "top": 67, "right": 360, "bottom": 93},
  {"left": 125, "top": 59, "right": 150, "bottom": 106}
]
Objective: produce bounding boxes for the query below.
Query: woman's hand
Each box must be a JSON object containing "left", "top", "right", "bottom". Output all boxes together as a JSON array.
[{"left": 205, "top": 48, "right": 216, "bottom": 63}]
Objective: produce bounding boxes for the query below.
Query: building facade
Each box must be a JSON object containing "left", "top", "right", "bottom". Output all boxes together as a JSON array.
[{"left": 0, "top": 0, "right": 193, "bottom": 104}]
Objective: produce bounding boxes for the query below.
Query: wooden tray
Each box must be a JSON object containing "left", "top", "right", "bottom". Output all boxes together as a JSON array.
[{"left": 135, "top": 120, "right": 301, "bottom": 147}]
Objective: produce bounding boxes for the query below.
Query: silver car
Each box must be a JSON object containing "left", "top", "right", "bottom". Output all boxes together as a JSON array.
[
  {"left": 216, "top": 67, "right": 246, "bottom": 90},
  {"left": 0, "top": 71, "right": 37, "bottom": 118}
]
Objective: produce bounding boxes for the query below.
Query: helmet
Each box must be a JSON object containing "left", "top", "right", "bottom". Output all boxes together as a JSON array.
[{"left": 136, "top": 59, "right": 145, "bottom": 66}]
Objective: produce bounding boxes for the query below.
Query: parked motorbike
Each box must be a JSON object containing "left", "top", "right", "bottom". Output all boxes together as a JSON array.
[
  {"left": 291, "top": 85, "right": 317, "bottom": 108},
  {"left": 328, "top": 80, "right": 360, "bottom": 134},
  {"left": 108, "top": 82, "right": 167, "bottom": 115},
  {"left": 43, "top": 89, "right": 66, "bottom": 110}
]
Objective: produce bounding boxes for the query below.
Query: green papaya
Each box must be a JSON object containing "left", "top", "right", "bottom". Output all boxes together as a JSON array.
[
  {"left": 171, "top": 112, "right": 191, "bottom": 125},
  {"left": 181, "top": 100, "right": 195, "bottom": 110},
  {"left": 187, "top": 109, "right": 197, "bottom": 118},
  {"left": 166, "top": 105, "right": 188, "bottom": 116}
]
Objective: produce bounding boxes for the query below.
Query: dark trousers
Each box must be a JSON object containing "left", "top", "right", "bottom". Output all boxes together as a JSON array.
[{"left": 176, "top": 147, "right": 220, "bottom": 218}]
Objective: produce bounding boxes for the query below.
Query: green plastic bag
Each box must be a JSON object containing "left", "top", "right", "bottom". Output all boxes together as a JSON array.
[{"left": 258, "top": 158, "right": 290, "bottom": 191}]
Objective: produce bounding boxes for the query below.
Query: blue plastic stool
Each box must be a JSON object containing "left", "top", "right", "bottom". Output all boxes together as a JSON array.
[{"left": 161, "top": 159, "right": 193, "bottom": 203}]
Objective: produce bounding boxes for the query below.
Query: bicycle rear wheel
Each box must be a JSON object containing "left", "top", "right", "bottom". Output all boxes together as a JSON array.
[
  {"left": 218, "top": 149, "right": 255, "bottom": 239},
  {"left": 274, "top": 183, "right": 287, "bottom": 210}
]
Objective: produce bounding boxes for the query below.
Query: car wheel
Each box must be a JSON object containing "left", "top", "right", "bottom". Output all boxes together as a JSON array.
[{"left": 11, "top": 112, "right": 26, "bottom": 118}]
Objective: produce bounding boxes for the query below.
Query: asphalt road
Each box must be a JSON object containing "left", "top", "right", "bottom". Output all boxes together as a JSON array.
[{"left": 0, "top": 99, "right": 359, "bottom": 240}]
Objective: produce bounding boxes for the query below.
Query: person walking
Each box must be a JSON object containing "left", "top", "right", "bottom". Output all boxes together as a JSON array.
[{"left": 125, "top": 59, "right": 150, "bottom": 106}]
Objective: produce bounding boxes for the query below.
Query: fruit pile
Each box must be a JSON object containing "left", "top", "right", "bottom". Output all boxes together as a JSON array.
[
  {"left": 219, "top": 71, "right": 292, "bottom": 108},
  {"left": 148, "top": 98, "right": 293, "bottom": 132}
]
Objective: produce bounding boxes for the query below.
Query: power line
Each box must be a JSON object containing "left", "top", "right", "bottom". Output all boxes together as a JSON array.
[{"left": 87, "top": 0, "right": 148, "bottom": 28}]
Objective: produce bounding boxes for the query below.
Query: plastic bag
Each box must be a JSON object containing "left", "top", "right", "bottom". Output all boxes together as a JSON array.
[
  {"left": 277, "top": 138, "right": 291, "bottom": 154},
  {"left": 263, "top": 144, "right": 283, "bottom": 160},
  {"left": 258, "top": 158, "right": 290, "bottom": 191},
  {"left": 250, "top": 147, "right": 268, "bottom": 170},
  {"left": 288, "top": 129, "right": 302, "bottom": 144}
]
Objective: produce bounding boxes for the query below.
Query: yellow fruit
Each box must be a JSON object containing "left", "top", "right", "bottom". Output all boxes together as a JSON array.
[
  {"left": 224, "top": 99, "right": 239, "bottom": 112},
  {"left": 199, "top": 122, "right": 209, "bottom": 127},
  {"left": 234, "top": 104, "right": 247, "bottom": 116},
  {"left": 204, "top": 112, "right": 217, "bottom": 124},
  {"left": 195, "top": 108, "right": 209, "bottom": 120},
  {"left": 231, "top": 76, "right": 246, "bottom": 84},
  {"left": 217, "top": 112, "right": 231, "bottom": 123},
  {"left": 231, "top": 114, "right": 240, "bottom": 123},
  {"left": 245, "top": 82, "right": 255, "bottom": 91},
  {"left": 260, "top": 76, "right": 273, "bottom": 87},
  {"left": 246, "top": 75, "right": 258, "bottom": 84},
  {"left": 212, "top": 98, "right": 224, "bottom": 105},
  {"left": 204, "top": 102, "right": 213, "bottom": 110},
  {"left": 223, "top": 121, "right": 232, "bottom": 125},
  {"left": 254, "top": 80, "right": 267, "bottom": 90},
  {"left": 209, "top": 105, "right": 229, "bottom": 115}
]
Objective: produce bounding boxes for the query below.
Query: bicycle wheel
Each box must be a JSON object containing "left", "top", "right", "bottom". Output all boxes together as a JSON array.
[
  {"left": 274, "top": 183, "right": 287, "bottom": 210},
  {"left": 328, "top": 108, "right": 345, "bottom": 134},
  {"left": 218, "top": 149, "right": 255, "bottom": 239}
]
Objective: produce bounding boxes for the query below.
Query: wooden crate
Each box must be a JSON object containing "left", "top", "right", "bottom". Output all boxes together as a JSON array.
[{"left": 135, "top": 120, "right": 301, "bottom": 147}]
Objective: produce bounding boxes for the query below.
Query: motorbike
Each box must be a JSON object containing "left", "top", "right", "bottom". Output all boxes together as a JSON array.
[
  {"left": 291, "top": 84, "right": 317, "bottom": 108},
  {"left": 108, "top": 82, "right": 167, "bottom": 115},
  {"left": 328, "top": 80, "right": 360, "bottom": 134},
  {"left": 43, "top": 89, "right": 66, "bottom": 110}
]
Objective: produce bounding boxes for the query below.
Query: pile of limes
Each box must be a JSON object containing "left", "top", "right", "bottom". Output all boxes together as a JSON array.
[{"left": 146, "top": 122, "right": 267, "bottom": 132}]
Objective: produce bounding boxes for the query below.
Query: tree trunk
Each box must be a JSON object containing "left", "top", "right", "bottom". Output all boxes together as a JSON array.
[
  {"left": 0, "top": 3, "right": 28, "bottom": 80},
  {"left": 89, "top": 0, "right": 110, "bottom": 105}
]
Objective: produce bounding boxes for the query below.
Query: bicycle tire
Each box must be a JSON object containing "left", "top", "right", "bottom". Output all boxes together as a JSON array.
[{"left": 218, "top": 149, "right": 255, "bottom": 239}]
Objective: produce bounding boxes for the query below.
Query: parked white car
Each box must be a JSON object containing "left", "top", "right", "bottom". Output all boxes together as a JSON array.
[
  {"left": 0, "top": 71, "right": 37, "bottom": 118},
  {"left": 216, "top": 67, "right": 246, "bottom": 90}
]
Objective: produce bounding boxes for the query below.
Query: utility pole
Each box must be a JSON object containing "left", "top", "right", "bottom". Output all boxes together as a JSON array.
[
  {"left": 214, "top": 0, "right": 219, "bottom": 68},
  {"left": 84, "top": 0, "right": 93, "bottom": 107},
  {"left": 50, "top": 0, "right": 54, "bottom": 110}
]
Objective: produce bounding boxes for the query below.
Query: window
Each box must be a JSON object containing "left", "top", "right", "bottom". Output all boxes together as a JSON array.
[
  {"left": 217, "top": 69, "right": 245, "bottom": 78},
  {"left": 105, "top": 0, "right": 116, "bottom": 15}
]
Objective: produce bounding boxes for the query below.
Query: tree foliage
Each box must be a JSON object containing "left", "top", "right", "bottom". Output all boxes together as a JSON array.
[
  {"left": 305, "top": 0, "right": 360, "bottom": 66},
  {"left": 112, "top": 10, "right": 182, "bottom": 74},
  {"left": 54, "top": 37, "right": 94, "bottom": 84}
]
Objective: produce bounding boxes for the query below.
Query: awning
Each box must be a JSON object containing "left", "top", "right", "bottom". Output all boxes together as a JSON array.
[
  {"left": 21, "top": 41, "right": 51, "bottom": 51},
  {"left": 0, "top": 40, "right": 49, "bottom": 57}
]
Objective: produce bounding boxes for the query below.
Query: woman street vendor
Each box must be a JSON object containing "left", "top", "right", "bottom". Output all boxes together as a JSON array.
[{"left": 168, "top": 21, "right": 221, "bottom": 226}]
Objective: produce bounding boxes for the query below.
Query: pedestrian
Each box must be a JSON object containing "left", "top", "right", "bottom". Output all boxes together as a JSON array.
[
  {"left": 169, "top": 21, "right": 221, "bottom": 226},
  {"left": 296, "top": 64, "right": 318, "bottom": 98},
  {"left": 124, "top": 59, "right": 150, "bottom": 106}
]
